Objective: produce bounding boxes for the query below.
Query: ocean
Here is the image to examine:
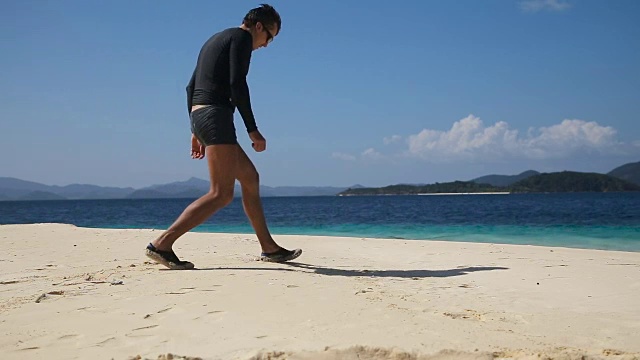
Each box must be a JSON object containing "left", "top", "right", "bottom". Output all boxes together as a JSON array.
[{"left": 1, "top": 193, "right": 639, "bottom": 252}]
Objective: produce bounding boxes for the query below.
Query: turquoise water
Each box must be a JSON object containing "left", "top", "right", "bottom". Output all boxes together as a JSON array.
[
  {"left": 187, "top": 224, "right": 640, "bottom": 252},
  {"left": 1, "top": 193, "right": 639, "bottom": 252}
]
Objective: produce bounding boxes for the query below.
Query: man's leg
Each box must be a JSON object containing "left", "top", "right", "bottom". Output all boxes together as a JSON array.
[
  {"left": 235, "top": 145, "right": 302, "bottom": 262},
  {"left": 234, "top": 145, "right": 281, "bottom": 254},
  {"left": 150, "top": 145, "right": 239, "bottom": 252}
]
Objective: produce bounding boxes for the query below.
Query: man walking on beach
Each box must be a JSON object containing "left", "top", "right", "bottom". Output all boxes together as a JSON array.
[{"left": 145, "top": 4, "right": 302, "bottom": 270}]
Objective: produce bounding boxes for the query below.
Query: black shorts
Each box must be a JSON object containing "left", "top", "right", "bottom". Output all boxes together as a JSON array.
[{"left": 190, "top": 106, "right": 237, "bottom": 145}]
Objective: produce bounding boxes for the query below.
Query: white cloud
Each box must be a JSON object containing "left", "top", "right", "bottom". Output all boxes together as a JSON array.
[
  {"left": 337, "top": 115, "right": 630, "bottom": 164},
  {"left": 331, "top": 152, "right": 356, "bottom": 161},
  {"left": 383, "top": 135, "right": 402, "bottom": 145},
  {"left": 520, "top": 0, "right": 571, "bottom": 13},
  {"left": 331, "top": 148, "right": 387, "bottom": 162},
  {"left": 522, "top": 119, "right": 619, "bottom": 158},
  {"left": 403, "top": 114, "right": 625, "bottom": 162},
  {"left": 362, "top": 148, "right": 384, "bottom": 159}
]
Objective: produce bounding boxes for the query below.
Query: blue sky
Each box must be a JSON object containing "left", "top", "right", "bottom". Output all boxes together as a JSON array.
[{"left": 1, "top": 0, "right": 639, "bottom": 188}]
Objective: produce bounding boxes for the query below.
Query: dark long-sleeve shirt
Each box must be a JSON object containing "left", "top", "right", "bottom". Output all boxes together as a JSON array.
[{"left": 186, "top": 27, "right": 257, "bottom": 133}]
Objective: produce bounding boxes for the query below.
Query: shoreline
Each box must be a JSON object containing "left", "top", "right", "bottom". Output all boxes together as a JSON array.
[
  {"left": 1, "top": 223, "right": 639, "bottom": 359},
  {"left": 74, "top": 223, "right": 640, "bottom": 254}
]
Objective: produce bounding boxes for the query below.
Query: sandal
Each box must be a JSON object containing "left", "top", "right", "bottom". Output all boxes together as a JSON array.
[
  {"left": 259, "top": 248, "right": 302, "bottom": 263},
  {"left": 145, "top": 243, "right": 195, "bottom": 270}
]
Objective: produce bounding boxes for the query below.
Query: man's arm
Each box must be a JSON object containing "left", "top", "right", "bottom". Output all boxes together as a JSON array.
[
  {"left": 186, "top": 70, "right": 195, "bottom": 115},
  {"left": 229, "top": 32, "right": 258, "bottom": 133}
]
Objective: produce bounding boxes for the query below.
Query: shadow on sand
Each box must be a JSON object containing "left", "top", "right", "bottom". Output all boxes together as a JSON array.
[{"left": 194, "top": 262, "right": 508, "bottom": 279}]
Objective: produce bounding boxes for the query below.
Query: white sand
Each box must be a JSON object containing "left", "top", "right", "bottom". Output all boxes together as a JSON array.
[{"left": 0, "top": 224, "right": 639, "bottom": 360}]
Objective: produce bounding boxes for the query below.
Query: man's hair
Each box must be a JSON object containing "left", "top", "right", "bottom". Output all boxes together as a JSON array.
[{"left": 243, "top": 4, "right": 281, "bottom": 34}]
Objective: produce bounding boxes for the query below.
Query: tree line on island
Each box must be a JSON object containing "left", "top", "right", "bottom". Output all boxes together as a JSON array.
[{"left": 338, "top": 162, "right": 640, "bottom": 196}]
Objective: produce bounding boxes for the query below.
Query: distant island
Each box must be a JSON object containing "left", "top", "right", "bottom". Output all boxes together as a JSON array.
[
  {"left": 1, "top": 161, "right": 639, "bottom": 201},
  {"left": 338, "top": 181, "right": 508, "bottom": 196},
  {"left": 338, "top": 170, "right": 640, "bottom": 196}
]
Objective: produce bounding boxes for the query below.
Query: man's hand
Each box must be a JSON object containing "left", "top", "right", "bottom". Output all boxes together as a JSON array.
[
  {"left": 191, "top": 134, "right": 205, "bottom": 159},
  {"left": 249, "top": 130, "right": 266, "bottom": 152}
]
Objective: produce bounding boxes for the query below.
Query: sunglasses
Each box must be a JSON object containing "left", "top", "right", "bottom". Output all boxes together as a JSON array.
[{"left": 263, "top": 26, "right": 274, "bottom": 44}]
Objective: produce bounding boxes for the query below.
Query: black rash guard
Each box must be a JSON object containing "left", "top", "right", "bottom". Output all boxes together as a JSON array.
[{"left": 186, "top": 27, "right": 258, "bottom": 133}]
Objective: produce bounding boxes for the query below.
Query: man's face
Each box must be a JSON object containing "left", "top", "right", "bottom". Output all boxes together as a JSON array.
[{"left": 253, "top": 22, "right": 279, "bottom": 50}]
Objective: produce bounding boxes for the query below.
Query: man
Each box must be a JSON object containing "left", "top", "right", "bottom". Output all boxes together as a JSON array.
[{"left": 145, "top": 4, "right": 302, "bottom": 270}]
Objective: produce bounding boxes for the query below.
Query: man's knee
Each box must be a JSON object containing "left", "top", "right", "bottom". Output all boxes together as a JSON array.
[{"left": 205, "top": 188, "right": 235, "bottom": 206}]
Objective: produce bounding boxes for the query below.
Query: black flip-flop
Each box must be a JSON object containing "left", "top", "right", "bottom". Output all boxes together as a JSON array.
[
  {"left": 145, "top": 243, "right": 195, "bottom": 270},
  {"left": 259, "top": 248, "right": 302, "bottom": 263}
]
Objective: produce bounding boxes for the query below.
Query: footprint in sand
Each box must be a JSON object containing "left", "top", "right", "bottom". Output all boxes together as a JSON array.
[
  {"left": 144, "top": 307, "right": 173, "bottom": 319},
  {"left": 0, "top": 280, "right": 21, "bottom": 285},
  {"left": 126, "top": 325, "right": 160, "bottom": 338},
  {"left": 166, "top": 286, "right": 220, "bottom": 295},
  {"left": 132, "top": 325, "right": 159, "bottom": 331},
  {"left": 443, "top": 309, "right": 485, "bottom": 321},
  {"left": 94, "top": 337, "right": 117, "bottom": 346},
  {"left": 19, "top": 346, "right": 40, "bottom": 351},
  {"left": 192, "top": 310, "right": 225, "bottom": 320},
  {"left": 182, "top": 287, "right": 219, "bottom": 293}
]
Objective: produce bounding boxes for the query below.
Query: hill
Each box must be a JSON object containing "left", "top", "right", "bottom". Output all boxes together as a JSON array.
[
  {"left": 0, "top": 177, "right": 134, "bottom": 200},
  {"left": 339, "top": 181, "right": 505, "bottom": 196},
  {"left": 472, "top": 170, "right": 539, "bottom": 187},
  {"left": 608, "top": 161, "right": 640, "bottom": 186},
  {"left": 0, "top": 177, "right": 355, "bottom": 201},
  {"left": 338, "top": 171, "right": 640, "bottom": 195},
  {"left": 510, "top": 171, "right": 640, "bottom": 193},
  {"left": 127, "top": 177, "right": 209, "bottom": 199}
]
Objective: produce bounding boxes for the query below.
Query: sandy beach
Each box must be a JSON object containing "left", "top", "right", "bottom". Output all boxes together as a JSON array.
[{"left": 0, "top": 223, "right": 639, "bottom": 359}]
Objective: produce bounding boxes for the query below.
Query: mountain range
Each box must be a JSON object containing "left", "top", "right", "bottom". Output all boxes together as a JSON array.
[
  {"left": 1, "top": 161, "right": 638, "bottom": 201},
  {"left": 0, "top": 176, "right": 363, "bottom": 201}
]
